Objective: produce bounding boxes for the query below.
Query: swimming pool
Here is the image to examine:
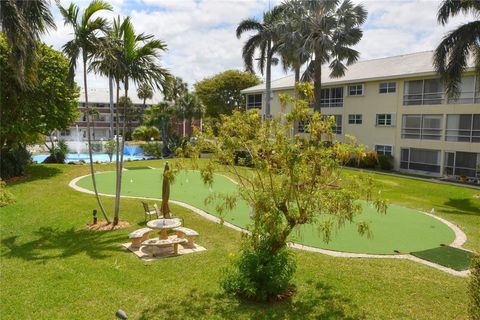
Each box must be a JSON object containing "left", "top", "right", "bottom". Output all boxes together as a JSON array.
[{"left": 32, "top": 153, "right": 153, "bottom": 163}]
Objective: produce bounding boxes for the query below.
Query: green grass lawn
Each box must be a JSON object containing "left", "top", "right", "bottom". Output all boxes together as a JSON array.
[
  {"left": 411, "top": 246, "right": 476, "bottom": 271},
  {"left": 76, "top": 169, "right": 455, "bottom": 254},
  {"left": 1, "top": 159, "right": 478, "bottom": 319}
]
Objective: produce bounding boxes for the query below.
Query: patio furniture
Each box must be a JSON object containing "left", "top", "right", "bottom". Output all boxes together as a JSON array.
[
  {"left": 147, "top": 218, "right": 182, "bottom": 240},
  {"left": 154, "top": 202, "right": 184, "bottom": 225},
  {"left": 173, "top": 227, "right": 199, "bottom": 247},
  {"left": 141, "top": 238, "right": 187, "bottom": 257},
  {"left": 129, "top": 227, "right": 152, "bottom": 248},
  {"left": 142, "top": 201, "right": 158, "bottom": 222}
]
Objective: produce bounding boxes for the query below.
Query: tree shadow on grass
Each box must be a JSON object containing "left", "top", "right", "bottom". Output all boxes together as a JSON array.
[
  {"left": 442, "top": 198, "right": 480, "bottom": 216},
  {"left": 6, "top": 165, "right": 62, "bottom": 186},
  {"left": 1, "top": 227, "right": 126, "bottom": 261},
  {"left": 139, "top": 282, "right": 365, "bottom": 320}
]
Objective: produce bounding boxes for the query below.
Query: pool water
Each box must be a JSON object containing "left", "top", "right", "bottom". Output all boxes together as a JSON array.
[{"left": 32, "top": 153, "right": 152, "bottom": 163}]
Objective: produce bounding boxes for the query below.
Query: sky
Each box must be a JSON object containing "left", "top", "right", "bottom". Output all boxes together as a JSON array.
[{"left": 42, "top": 0, "right": 475, "bottom": 93}]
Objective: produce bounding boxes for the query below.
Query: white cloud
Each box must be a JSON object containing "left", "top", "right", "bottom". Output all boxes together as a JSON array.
[{"left": 41, "top": 0, "right": 476, "bottom": 92}]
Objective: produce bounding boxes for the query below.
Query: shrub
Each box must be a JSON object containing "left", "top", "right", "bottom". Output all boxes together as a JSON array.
[
  {"left": 221, "top": 240, "right": 296, "bottom": 302},
  {"left": 378, "top": 155, "right": 394, "bottom": 170},
  {"left": 0, "top": 180, "right": 15, "bottom": 207},
  {"left": 346, "top": 151, "right": 379, "bottom": 169},
  {"left": 469, "top": 254, "right": 480, "bottom": 320},
  {"left": 132, "top": 125, "right": 160, "bottom": 141},
  {"left": 0, "top": 145, "right": 31, "bottom": 179},
  {"left": 143, "top": 142, "right": 162, "bottom": 157},
  {"left": 234, "top": 150, "right": 253, "bottom": 167},
  {"left": 43, "top": 140, "right": 69, "bottom": 163},
  {"left": 168, "top": 134, "right": 189, "bottom": 155},
  {"left": 104, "top": 139, "right": 116, "bottom": 162}
]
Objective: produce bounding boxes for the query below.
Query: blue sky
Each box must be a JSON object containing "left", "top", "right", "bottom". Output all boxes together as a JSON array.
[{"left": 43, "top": 0, "right": 475, "bottom": 93}]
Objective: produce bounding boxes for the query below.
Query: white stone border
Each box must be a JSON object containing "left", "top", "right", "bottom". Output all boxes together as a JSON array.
[{"left": 69, "top": 172, "right": 471, "bottom": 277}]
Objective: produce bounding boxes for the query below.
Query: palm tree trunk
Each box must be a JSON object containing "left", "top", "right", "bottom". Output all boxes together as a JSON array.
[
  {"left": 265, "top": 40, "right": 272, "bottom": 119},
  {"left": 113, "top": 77, "right": 129, "bottom": 225},
  {"left": 294, "top": 67, "right": 300, "bottom": 83},
  {"left": 83, "top": 58, "right": 110, "bottom": 223},
  {"left": 182, "top": 118, "right": 186, "bottom": 137},
  {"left": 313, "top": 48, "right": 322, "bottom": 113},
  {"left": 108, "top": 76, "right": 114, "bottom": 139},
  {"left": 114, "top": 80, "right": 121, "bottom": 225}
]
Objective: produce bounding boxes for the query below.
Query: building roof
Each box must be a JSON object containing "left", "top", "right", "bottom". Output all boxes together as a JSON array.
[
  {"left": 241, "top": 50, "right": 476, "bottom": 93},
  {"left": 79, "top": 88, "right": 164, "bottom": 104}
]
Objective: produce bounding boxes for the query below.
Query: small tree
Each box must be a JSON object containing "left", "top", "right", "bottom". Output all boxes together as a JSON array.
[
  {"left": 104, "top": 139, "right": 116, "bottom": 162},
  {"left": 185, "top": 82, "right": 386, "bottom": 301}
]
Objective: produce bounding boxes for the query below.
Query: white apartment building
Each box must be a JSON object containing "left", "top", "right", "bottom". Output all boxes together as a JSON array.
[
  {"left": 241, "top": 51, "right": 480, "bottom": 180},
  {"left": 57, "top": 88, "right": 162, "bottom": 142}
]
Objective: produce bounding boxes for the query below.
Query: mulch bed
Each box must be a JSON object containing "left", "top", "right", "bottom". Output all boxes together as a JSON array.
[{"left": 86, "top": 220, "right": 130, "bottom": 231}]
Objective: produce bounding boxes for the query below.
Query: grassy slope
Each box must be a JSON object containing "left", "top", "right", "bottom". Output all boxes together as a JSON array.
[{"left": 0, "top": 160, "right": 477, "bottom": 319}]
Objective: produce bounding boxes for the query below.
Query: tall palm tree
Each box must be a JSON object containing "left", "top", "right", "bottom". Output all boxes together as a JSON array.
[
  {"left": 164, "top": 76, "right": 188, "bottom": 103},
  {"left": 58, "top": 0, "right": 112, "bottom": 222},
  {"left": 434, "top": 0, "right": 480, "bottom": 97},
  {"left": 145, "top": 102, "right": 173, "bottom": 156},
  {"left": 174, "top": 91, "right": 204, "bottom": 136},
  {"left": 112, "top": 18, "right": 169, "bottom": 225},
  {"left": 294, "top": 0, "right": 367, "bottom": 112},
  {"left": 0, "top": 0, "right": 55, "bottom": 87},
  {"left": 236, "top": 6, "right": 284, "bottom": 118},
  {"left": 137, "top": 82, "right": 154, "bottom": 110}
]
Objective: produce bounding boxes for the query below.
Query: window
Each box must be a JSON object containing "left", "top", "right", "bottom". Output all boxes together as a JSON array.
[
  {"left": 401, "top": 114, "right": 442, "bottom": 140},
  {"left": 448, "top": 76, "right": 480, "bottom": 104},
  {"left": 247, "top": 94, "right": 262, "bottom": 109},
  {"left": 400, "top": 148, "right": 441, "bottom": 173},
  {"left": 348, "top": 114, "right": 362, "bottom": 124},
  {"left": 376, "top": 114, "right": 394, "bottom": 126},
  {"left": 445, "top": 152, "right": 480, "bottom": 178},
  {"left": 403, "top": 79, "right": 444, "bottom": 105},
  {"left": 60, "top": 130, "right": 71, "bottom": 136},
  {"left": 348, "top": 84, "right": 363, "bottom": 96},
  {"left": 375, "top": 145, "right": 393, "bottom": 156},
  {"left": 379, "top": 82, "right": 396, "bottom": 93},
  {"left": 445, "top": 114, "right": 480, "bottom": 143},
  {"left": 320, "top": 87, "right": 344, "bottom": 107}
]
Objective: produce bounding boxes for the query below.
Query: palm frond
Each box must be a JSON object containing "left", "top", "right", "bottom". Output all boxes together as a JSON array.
[
  {"left": 236, "top": 18, "right": 263, "bottom": 38},
  {"left": 437, "top": 0, "right": 480, "bottom": 25}
]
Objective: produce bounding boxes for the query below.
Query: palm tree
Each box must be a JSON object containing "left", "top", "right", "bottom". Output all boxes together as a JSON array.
[
  {"left": 0, "top": 0, "right": 55, "bottom": 87},
  {"left": 145, "top": 102, "right": 173, "bottom": 156},
  {"left": 174, "top": 91, "right": 204, "bottom": 136},
  {"left": 236, "top": 6, "right": 284, "bottom": 118},
  {"left": 137, "top": 82, "right": 154, "bottom": 109},
  {"left": 434, "top": 0, "right": 480, "bottom": 97},
  {"left": 164, "top": 76, "right": 187, "bottom": 103},
  {"left": 113, "top": 18, "right": 169, "bottom": 225},
  {"left": 58, "top": 0, "right": 112, "bottom": 222},
  {"left": 294, "top": 0, "right": 367, "bottom": 112}
]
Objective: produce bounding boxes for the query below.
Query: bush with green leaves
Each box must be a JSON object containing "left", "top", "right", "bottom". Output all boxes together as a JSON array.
[
  {"left": 0, "top": 146, "right": 31, "bottom": 179},
  {"left": 143, "top": 142, "right": 162, "bottom": 157},
  {"left": 104, "top": 139, "right": 116, "bottom": 162},
  {"left": 132, "top": 125, "right": 160, "bottom": 142},
  {"left": 469, "top": 254, "right": 480, "bottom": 320},
  {"left": 221, "top": 239, "right": 296, "bottom": 302},
  {"left": 0, "top": 180, "right": 15, "bottom": 207},
  {"left": 43, "top": 140, "right": 69, "bottom": 163},
  {"left": 378, "top": 155, "right": 394, "bottom": 170}
]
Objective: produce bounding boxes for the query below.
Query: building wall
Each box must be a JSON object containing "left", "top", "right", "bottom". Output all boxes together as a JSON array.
[{"left": 246, "top": 72, "right": 480, "bottom": 179}]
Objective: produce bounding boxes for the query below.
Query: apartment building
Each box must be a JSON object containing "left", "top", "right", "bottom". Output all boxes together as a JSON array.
[
  {"left": 57, "top": 88, "right": 162, "bottom": 141},
  {"left": 241, "top": 51, "right": 480, "bottom": 180}
]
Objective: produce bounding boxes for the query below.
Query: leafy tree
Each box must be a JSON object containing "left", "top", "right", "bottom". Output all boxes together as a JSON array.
[
  {"left": 290, "top": 0, "right": 367, "bottom": 112},
  {"left": 164, "top": 76, "right": 188, "bottom": 103},
  {"left": 434, "top": 0, "right": 480, "bottom": 97},
  {"left": 0, "top": 0, "right": 55, "bottom": 87},
  {"left": 58, "top": 0, "right": 113, "bottom": 222},
  {"left": 186, "top": 83, "right": 386, "bottom": 301},
  {"left": 118, "top": 96, "right": 141, "bottom": 139},
  {"left": 132, "top": 125, "right": 160, "bottom": 141},
  {"left": 194, "top": 70, "right": 260, "bottom": 118},
  {"left": 145, "top": 102, "right": 173, "bottom": 156},
  {"left": 0, "top": 35, "right": 79, "bottom": 150},
  {"left": 236, "top": 6, "right": 284, "bottom": 117},
  {"left": 104, "top": 139, "right": 116, "bottom": 162},
  {"left": 137, "top": 82, "right": 154, "bottom": 109},
  {"left": 174, "top": 91, "right": 205, "bottom": 137}
]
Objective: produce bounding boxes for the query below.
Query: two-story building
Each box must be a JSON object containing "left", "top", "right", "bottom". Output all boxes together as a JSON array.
[
  {"left": 241, "top": 51, "right": 480, "bottom": 180},
  {"left": 57, "top": 88, "right": 162, "bottom": 142}
]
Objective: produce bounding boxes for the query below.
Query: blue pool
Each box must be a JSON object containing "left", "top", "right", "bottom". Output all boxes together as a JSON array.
[{"left": 32, "top": 153, "right": 153, "bottom": 163}]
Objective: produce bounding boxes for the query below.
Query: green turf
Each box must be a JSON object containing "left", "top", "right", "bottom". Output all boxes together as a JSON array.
[
  {"left": 76, "top": 169, "right": 456, "bottom": 254},
  {"left": 124, "top": 166, "right": 152, "bottom": 170},
  {"left": 411, "top": 246, "right": 475, "bottom": 271}
]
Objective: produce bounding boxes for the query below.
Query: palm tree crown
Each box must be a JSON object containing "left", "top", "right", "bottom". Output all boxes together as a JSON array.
[{"left": 434, "top": 0, "right": 480, "bottom": 97}]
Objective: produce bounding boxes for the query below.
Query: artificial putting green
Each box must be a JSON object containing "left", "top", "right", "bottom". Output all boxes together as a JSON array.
[
  {"left": 76, "top": 169, "right": 456, "bottom": 254},
  {"left": 411, "top": 246, "right": 475, "bottom": 271}
]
